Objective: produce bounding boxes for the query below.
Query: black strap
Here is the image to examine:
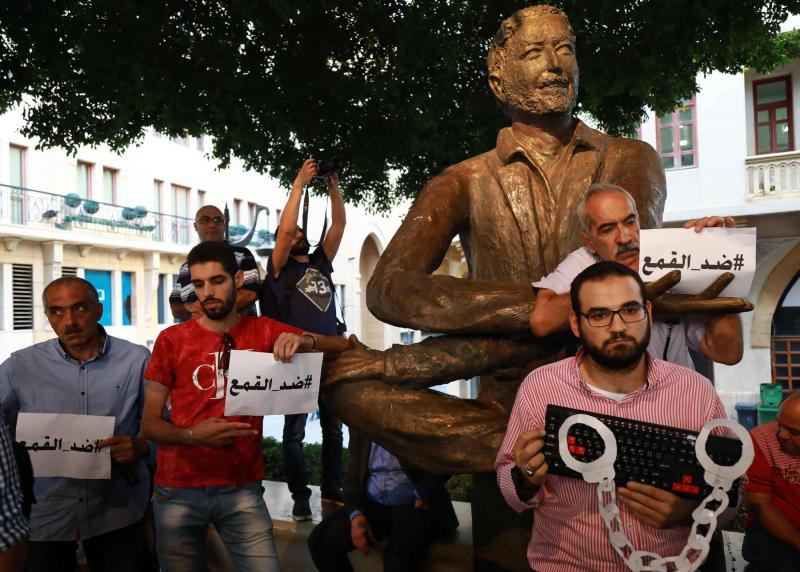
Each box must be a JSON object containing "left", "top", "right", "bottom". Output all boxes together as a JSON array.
[{"left": 662, "top": 320, "right": 679, "bottom": 361}]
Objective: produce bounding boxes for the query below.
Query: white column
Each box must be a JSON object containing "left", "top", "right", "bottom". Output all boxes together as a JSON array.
[
  {"left": 0, "top": 263, "right": 12, "bottom": 331},
  {"left": 111, "top": 270, "right": 122, "bottom": 326},
  {"left": 42, "top": 241, "right": 64, "bottom": 285},
  {"left": 143, "top": 252, "right": 160, "bottom": 328}
]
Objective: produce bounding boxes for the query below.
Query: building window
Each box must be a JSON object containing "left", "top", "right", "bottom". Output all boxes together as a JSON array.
[
  {"left": 247, "top": 202, "right": 257, "bottom": 228},
  {"left": 9, "top": 145, "right": 26, "bottom": 225},
  {"left": 196, "top": 136, "right": 205, "bottom": 152},
  {"left": 656, "top": 97, "right": 697, "bottom": 170},
  {"left": 157, "top": 274, "right": 167, "bottom": 324},
  {"left": 12, "top": 264, "right": 33, "bottom": 330},
  {"left": 198, "top": 190, "right": 206, "bottom": 207},
  {"left": 754, "top": 76, "right": 793, "bottom": 155},
  {"left": 84, "top": 269, "right": 112, "bottom": 326},
  {"left": 121, "top": 271, "right": 133, "bottom": 325},
  {"left": 62, "top": 266, "right": 79, "bottom": 277},
  {"left": 172, "top": 184, "right": 190, "bottom": 244},
  {"left": 103, "top": 167, "right": 118, "bottom": 204},
  {"left": 233, "top": 199, "right": 242, "bottom": 226},
  {"left": 153, "top": 180, "right": 163, "bottom": 241},
  {"left": 76, "top": 161, "right": 93, "bottom": 199}
]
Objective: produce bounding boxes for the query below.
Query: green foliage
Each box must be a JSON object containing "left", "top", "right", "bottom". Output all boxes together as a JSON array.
[
  {"left": 0, "top": 1, "right": 796, "bottom": 210},
  {"left": 445, "top": 474, "right": 473, "bottom": 503},
  {"left": 64, "top": 193, "right": 82, "bottom": 208},
  {"left": 262, "top": 437, "right": 349, "bottom": 485}
]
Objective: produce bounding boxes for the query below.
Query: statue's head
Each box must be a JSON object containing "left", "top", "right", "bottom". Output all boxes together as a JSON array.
[{"left": 487, "top": 5, "right": 579, "bottom": 120}]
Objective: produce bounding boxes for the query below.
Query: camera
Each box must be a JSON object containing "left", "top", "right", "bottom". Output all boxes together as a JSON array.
[{"left": 315, "top": 157, "right": 343, "bottom": 178}]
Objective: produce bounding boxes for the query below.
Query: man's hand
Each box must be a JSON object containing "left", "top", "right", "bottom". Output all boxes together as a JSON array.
[
  {"left": 350, "top": 514, "right": 376, "bottom": 555},
  {"left": 273, "top": 332, "right": 313, "bottom": 362},
  {"left": 512, "top": 429, "right": 549, "bottom": 488},
  {"left": 413, "top": 498, "right": 431, "bottom": 510},
  {"left": 293, "top": 158, "right": 318, "bottom": 189},
  {"left": 98, "top": 435, "right": 145, "bottom": 464},
  {"left": 326, "top": 171, "right": 340, "bottom": 191},
  {"left": 683, "top": 215, "right": 736, "bottom": 233},
  {"left": 189, "top": 417, "right": 258, "bottom": 448},
  {"left": 617, "top": 481, "right": 695, "bottom": 529}
]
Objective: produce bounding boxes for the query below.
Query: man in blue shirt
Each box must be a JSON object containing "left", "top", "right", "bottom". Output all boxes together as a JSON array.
[
  {"left": 264, "top": 158, "right": 347, "bottom": 519},
  {"left": 0, "top": 277, "right": 151, "bottom": 572},
  {"left": 308, "top": 428, "right": 458, "bottom": 571}
]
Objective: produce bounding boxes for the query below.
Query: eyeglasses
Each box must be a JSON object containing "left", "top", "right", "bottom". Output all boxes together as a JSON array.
[
  {"left": 217, "top": 333, "right": 236, "bottom": 372},
  {"left": 196, "top": 216, "right": 224, "bottom": 225},
  {"left": 580, "top": 304, "right": 647, "bottom": 328}
]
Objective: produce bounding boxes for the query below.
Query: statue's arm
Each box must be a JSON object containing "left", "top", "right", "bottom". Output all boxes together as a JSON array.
[{"left": 366, "top": 169, "right": 534, "bottom": 335}]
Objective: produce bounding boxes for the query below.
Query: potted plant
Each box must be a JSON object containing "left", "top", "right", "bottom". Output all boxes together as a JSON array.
[
  {"left": 64, "top": 193, "right": 82, "bottom": 208},
  {"left": 83, "top": 200, "right": 100, "bottom": 214}
]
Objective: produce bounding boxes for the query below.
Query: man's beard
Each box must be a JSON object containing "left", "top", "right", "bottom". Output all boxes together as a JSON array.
[
  {"left": 504, "top": 74, "right": 579, "bottom": 116},
  {"left": 291, "top": 238, "right": 310, "bottom": 256},
  {"left": 199, "top": 295, "right": 236, "bottom": 321},
  {"left": 580, "top": 323, "right": 651, "bottom": 370}
]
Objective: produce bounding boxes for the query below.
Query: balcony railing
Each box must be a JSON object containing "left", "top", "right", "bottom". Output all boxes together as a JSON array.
[
  {"left": 745, "top": 151, "right": 800, "bottom": 201},
  {"left": 0, "top": 183, "right": 194, "bottom": 246}
]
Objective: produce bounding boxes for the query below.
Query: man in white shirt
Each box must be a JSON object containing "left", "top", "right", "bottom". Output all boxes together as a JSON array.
[{"left": 530, "top": 183, "right": 743, "bottom": 367}]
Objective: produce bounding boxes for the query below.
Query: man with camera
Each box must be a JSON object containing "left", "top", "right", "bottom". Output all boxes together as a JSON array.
[{"left": 261, "top": 158, "right": 347, "bottom": 520}]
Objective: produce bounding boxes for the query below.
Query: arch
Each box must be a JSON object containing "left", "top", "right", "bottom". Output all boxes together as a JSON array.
[
  {"left": 751, "top": 239, "right": 800, "bottom": 347},
  {"left": 359, "top": 233, "right": 385, "bottom": 349}
]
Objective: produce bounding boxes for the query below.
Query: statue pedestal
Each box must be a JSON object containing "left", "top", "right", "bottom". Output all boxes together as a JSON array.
[{"left": 471, "top": 472, "right": 533, "bottom": 572}]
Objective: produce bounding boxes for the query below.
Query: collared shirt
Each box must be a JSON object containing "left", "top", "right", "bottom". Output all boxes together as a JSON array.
[
  {"left": 0, "top": 330, "right": 151, "bottom": 541},
  {"left": 0, "top": 421, "right": 29, "bottom": 550},
  {"left": 533, "top": 246, "right": 707, "bottom": 368},
  {"left": 365, "top": 443, "right": 417, "bottom": 506},
  {"left": 496, "top": 350, "right": 726, "bottom": 572},
  {"left": 169, "top": 244, "right": 260, "bottom": 317},
  {"left": 745, "top": 421, "right": 800, "bottom": 527}
]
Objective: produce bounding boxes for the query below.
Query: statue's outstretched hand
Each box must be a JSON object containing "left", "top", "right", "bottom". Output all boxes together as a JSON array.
[
  {"left": 646, "top": 270, "right": 753, "bottom": 315},
  {"left": 321, "top": 335, "right": 383, "bottom": 388}
]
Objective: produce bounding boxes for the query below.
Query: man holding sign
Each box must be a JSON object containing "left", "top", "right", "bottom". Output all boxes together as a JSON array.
[
  {"left": 0, "top": 277, "right": 151, "bottom": 572},
  {"left": 530, "top": 184, "right": 747, "bottom": 368},
  {"left": 142, "top": 241, "right": 350, "bottom": 571}
]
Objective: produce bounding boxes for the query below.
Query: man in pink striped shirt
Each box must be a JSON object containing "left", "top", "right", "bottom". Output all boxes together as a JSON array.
[{"left": 496, "top": 261, "right": 727, "bottom": 571}]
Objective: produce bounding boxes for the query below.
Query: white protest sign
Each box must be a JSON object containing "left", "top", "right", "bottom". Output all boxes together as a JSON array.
[
  {"left": 638, "top": 227, "right": 756, "bottom": 298},
  {"left": 224, "top": 350, "right": 323, "bottom": 417},
  {"left": 16, "top": 413, "right": 114, "bottom": 479}
]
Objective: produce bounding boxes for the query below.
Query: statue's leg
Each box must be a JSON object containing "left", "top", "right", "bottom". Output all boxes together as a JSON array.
[{"left": 323, "top": 380, "right": 506, "bottom": 474}]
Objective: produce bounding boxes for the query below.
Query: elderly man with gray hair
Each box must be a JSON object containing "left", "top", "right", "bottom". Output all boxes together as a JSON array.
[{"left": 530, "top": 183, "right": 744, "bottom": 367}]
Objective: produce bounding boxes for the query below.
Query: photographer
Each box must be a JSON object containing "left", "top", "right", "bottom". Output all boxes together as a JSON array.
[{"left": 261, "top": 157, "right": 347, "bottom": 520}]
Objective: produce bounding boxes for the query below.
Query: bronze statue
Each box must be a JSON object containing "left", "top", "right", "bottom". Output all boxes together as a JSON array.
[
  {"left": 321, "top": 6, "right": 751, "bottom": 569},
  {"left": 322, "top": 1, "right": 750, "bottom": 479}
]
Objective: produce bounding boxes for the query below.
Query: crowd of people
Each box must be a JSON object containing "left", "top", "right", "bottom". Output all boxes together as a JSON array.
[{"left": 1, "top": 4, "right": 799, "bottom": 572}]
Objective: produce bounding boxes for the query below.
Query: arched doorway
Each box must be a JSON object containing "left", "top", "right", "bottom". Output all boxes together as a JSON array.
[
  {"left": 772, "top": 270, "right": 800, "bottom": 391},
  {"left": 359, "top": 235, "right": 385, "bottom": 349}
]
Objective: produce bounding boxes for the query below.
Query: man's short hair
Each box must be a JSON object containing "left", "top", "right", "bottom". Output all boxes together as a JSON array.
[
  {"left": 570, "top": 261, "right": 647, "bottom": 314},
  {"left": 487, "top": 5, "right": 573, "bottom": 83},
  {"left": 187, "top": 241, "right": 238, "bottom": 279},
  {"left": 577, "top": 184, "right": 638, "bottom": 234},
  {"left": 41, "top": 277, "right": 100, "bottom": 308}
]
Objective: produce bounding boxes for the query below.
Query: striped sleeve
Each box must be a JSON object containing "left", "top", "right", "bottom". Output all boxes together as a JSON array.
[
  {"left": 0, "top": 422, "right": 29, "bottom": 550},
  {"left": 496, "top": 373, "right": 541, "bottom": 512},
  {"left": 235, "top": 247, "right": 261, "bottom": 293}
]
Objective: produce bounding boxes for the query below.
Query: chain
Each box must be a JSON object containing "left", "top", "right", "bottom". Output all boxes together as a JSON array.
[{"left": 558, "top": 416, "right": 755, "bottom": 572}]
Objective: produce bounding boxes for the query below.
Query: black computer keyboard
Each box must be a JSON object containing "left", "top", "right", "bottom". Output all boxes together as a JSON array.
[{"left": 542, "top": 404, "right": 742, "bottom": 502}]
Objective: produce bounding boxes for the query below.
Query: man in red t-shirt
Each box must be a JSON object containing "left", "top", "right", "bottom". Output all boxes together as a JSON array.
[
  {"left": 743, "top": 390, "right": 800, "bottom": 571},
  {"left": 142, "top": 241, "right": 351, "bottom": 571}
]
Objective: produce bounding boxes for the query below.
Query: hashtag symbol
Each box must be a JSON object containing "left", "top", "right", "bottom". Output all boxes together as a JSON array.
[
  {"left": 733, "top": 254, "right": 744, "bottom": 271},
  {"left": 304, "top": 375, "right": 313, "bottom": 390}
]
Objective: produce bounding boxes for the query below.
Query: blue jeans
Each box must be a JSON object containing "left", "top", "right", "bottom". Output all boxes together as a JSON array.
[
  {"left": 153, "top": 482, "right": 279, "bottom": 572},
  {"left": 283, "top": 399, "right": 343, "bottom": 500}
]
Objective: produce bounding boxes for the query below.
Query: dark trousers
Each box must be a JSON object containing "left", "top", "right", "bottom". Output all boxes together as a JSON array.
[
  {"left": 26, "top": 519, "right": 147, "bottom": 572},
  {"left": 283, "top": 399, "right": 343, "bottom": 500},
  {"left": 742, "top": 524, "right": 800, "bottom": 572},
  {"left": 308, "top": 503, "right": 440, "bottom": 572}
]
